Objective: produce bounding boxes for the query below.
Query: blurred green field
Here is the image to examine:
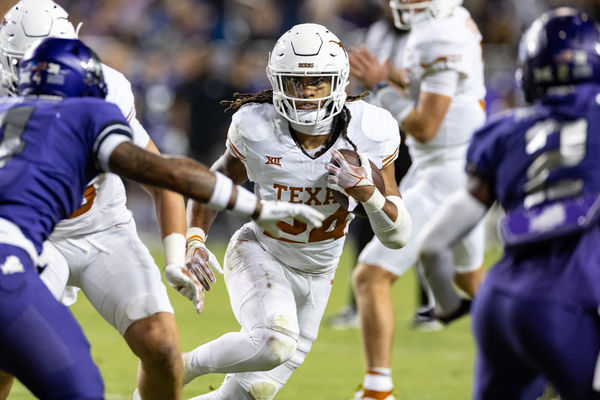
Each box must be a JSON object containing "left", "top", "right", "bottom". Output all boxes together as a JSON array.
[{"left": 10, "top": 242, "right": 501, "bottom": 400}]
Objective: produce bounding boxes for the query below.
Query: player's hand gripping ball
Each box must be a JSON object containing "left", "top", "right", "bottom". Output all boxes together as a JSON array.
[{"left": 327, "top": 149, "right": 385, "bottom": 217}]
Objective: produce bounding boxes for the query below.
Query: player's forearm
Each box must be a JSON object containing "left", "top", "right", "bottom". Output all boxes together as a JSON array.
[
  {"left": 185, "top": 150, "right": 250, "bottom": 235},
  {"left": 109, "top": 143, "right": 261, "bottom": 217},
  {"left": 363, "top": 191, "right": 411, "bottom": 249},
  {"left": 186, "top": 198, "right": 219, "bottom": 236},
  {"left": 401, "top": 109, "right": 441, "bottom": 143},
  {"left": 403, "top": 89, "right": 452, "bottom": 143},
  {"left": 348, "top": 185, "right": 399, "bottom": 220},
  {"left": 152, "top": 189, "right": 187, "bottom": 237},
  {"left": 140, "top": 140, "right": 187, "bottom": 238}
]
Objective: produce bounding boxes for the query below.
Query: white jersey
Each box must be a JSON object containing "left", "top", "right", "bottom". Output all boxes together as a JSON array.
[
  {"left": 226, "top": 101, "right": 400, "bottom": 272},
  {"left": 363, "top": 20, "right": 408, "bottom": 71},
  {"left": 50, "top": 64, "right": 150, "bottom": 239},
  {"left": 402, "top": 6, "right": 486, "bottom": 167}
]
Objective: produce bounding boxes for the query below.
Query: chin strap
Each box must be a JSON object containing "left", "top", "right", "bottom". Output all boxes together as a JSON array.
[{"left": 289, "top": 117, "right": 333, "bottom": 136}]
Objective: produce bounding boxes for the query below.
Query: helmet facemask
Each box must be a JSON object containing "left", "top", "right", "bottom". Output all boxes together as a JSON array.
[
  {"left": 267, "top": 23, "right": 349, "bottom": 129},
  {"left": 0, "top": 49, "right": 21, "bottom": 95},
  {"left": 269, "top": 71, "right": 347, "bottom": 126}
]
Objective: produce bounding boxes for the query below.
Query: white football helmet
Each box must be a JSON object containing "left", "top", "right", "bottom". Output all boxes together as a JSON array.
[
  {"left": 389, "top": 0, "right": 463, "bottom": 29},
  {"left": 0, "top": 0, "right": 77, "bottom": 94},
  {"left": 267, "top": 23, "right": 349, "bottom": 126}
]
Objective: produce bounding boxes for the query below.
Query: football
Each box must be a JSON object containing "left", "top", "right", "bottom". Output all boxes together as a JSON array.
[{"left": 330, "top": 149, "right": 386, "bottom": 218}]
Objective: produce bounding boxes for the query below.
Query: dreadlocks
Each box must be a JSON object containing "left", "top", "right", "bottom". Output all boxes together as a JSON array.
[
  {"left": 220, "top": 90, "right": 274, "bottom": 113},
  {"left": 220, "top": 90, "right": 369, "bottom": 156}
]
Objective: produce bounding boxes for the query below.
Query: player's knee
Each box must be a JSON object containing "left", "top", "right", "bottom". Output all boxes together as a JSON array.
[
  {"left": 352, "top": 263, "right": 371, "bottom": 291},
  {"left": 250, "top": 327, "right": 297, "bottom": 370},
  {"left": 249, "top": 381, "right": 278, "bottom": 400},
  {"left": 352, "top": 263, "right": 393, "bottom": 293},
  {"left": 125, "top": 315, "right": 180, "bottom": 369},
  {"left": 266, "top": 329, "right": 297, "bottom": 364}
]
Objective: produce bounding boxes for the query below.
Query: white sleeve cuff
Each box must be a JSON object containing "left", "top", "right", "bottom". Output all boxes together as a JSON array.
[
  {"left": 420, "top": 69, "right": 460, "bottom": 97},
  {"left": 96, "top": 131, "right": 132, "bottom": 172}
]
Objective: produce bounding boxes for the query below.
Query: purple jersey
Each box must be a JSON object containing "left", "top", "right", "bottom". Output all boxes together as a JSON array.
[
  {"left": 0, "top": 96, "right": 131, "bottom": 254},
  {"left": 467, "top": 83, "right": 600, "bottom": 307}
]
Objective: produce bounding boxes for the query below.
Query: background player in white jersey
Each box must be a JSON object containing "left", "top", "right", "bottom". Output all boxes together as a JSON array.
[
  {"left": 0, "top": 1, "right": 218, "bottom": 399},
  {"left": 348, "top": 1, "right": 486, "bottom": 398},
  {"left": 334, "top": 2, "right": 439, "bottom": 331},
  {"left": 181, "top": 23, "right": 412, "bottom": 400}
]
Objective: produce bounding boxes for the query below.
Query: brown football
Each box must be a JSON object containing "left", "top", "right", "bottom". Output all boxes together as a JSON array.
[{"left": 330, "top": 149, "right": 386, "bottom": 218}]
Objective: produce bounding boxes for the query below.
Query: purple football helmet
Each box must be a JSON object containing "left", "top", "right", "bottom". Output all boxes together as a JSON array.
[
  {"left": 516, "top": 7, "right": 600, "bottom": 103},
  {"left": 17, "top": 37, "right": 107, "bottom": 99}
]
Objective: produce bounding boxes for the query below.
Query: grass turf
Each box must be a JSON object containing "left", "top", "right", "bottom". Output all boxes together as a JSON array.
[{"left": 10, "top": 242, "right": 501, "bottom": 399}]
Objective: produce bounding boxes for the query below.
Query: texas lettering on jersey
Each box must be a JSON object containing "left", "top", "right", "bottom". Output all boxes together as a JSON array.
[{"left": 226, "top": 100, "right": 400, "bottom": 271}]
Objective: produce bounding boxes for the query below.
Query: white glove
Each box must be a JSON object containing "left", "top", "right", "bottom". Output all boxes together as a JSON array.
[
  {"left": 255, "top": 200, "right": 325, "bottom": 237},
  {"left": 186, "top": 240, "right": 223, "bottom": 290},
  {"left": 325, "top": 150, "right": 374, "bottom": 195},
  {"left": 164, "top": 264, "right": 205, "bottom": 314}
]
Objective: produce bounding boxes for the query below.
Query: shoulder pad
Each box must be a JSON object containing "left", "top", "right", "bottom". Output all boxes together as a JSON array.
[
  {"left": 409, "top": 8, "right": 481, "bottom": 75},
  {"left": 102, "top": 64, "right": 135, "bottom": 121},
  {"left": 347, "top": 101, "right": 399, "bottom": 142},
  {"left": 232, "top": 103, "right": 283, "bottom": 142}
]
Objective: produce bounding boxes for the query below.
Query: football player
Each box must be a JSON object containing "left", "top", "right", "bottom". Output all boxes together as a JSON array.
[
  {"left": 0, "top": 37, "right": 323, "bottom": 400},
  {"left": 327, "top": 1, "right": 416, "bottom": 331},
  {"left": 420, "top": 7, "right": 600, "bottom": 399},
  {"left": 181, "top": 23, "right": 412, "bottom": 400},
  {"left": 348, "top": 0, "right": 487, "bottom": 398},
  {"left": 0, "top": 1, "right": 188, "bottom": 398}
]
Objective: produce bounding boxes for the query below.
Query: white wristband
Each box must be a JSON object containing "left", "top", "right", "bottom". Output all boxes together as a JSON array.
[
  {"left": 230, "top": 185, "right": 258, "bottom": 217},
  {"left": 362, "top": 188, "right": 386, "bottom": 212},
  {"left": 186, "top": 227, "right": 207, "bottom": 250},
  {"left": 206, "top": 172, "right": 258, "bottom": 218},
  {"left": 162, "top": 233, "right": 186, "bottom": 266},
  {"left": 207, "top": 172, "right": 234, "bottom": 211}
]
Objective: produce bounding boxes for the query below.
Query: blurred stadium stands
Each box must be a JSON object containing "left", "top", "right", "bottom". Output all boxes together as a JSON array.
[{"left": 1, "top": 0, "right": 597, "bottom": 242}]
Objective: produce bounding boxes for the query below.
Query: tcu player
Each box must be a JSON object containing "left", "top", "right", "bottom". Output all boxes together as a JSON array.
[
  {"left": 181, "top": 23, "right": 412, "bottom": 400},
  {"left": 0, "top": 37, "right": 323, "bottom": 400},
  {"left": 350, "top": 0, "right": 486, "bottom": 398},
  {"left": 420, "top": 8, "right": 600, "bottom": 399},
  {"left": 0, "top": 1, "right": 197, "bottom": 399}
]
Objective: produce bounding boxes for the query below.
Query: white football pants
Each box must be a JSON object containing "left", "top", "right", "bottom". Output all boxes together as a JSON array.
[
  {"left": 40, "top": 218, "right": 173, "bottom": 335},
  {"left": 186, "top": 226, "right": 335, "bottom": 399}
]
